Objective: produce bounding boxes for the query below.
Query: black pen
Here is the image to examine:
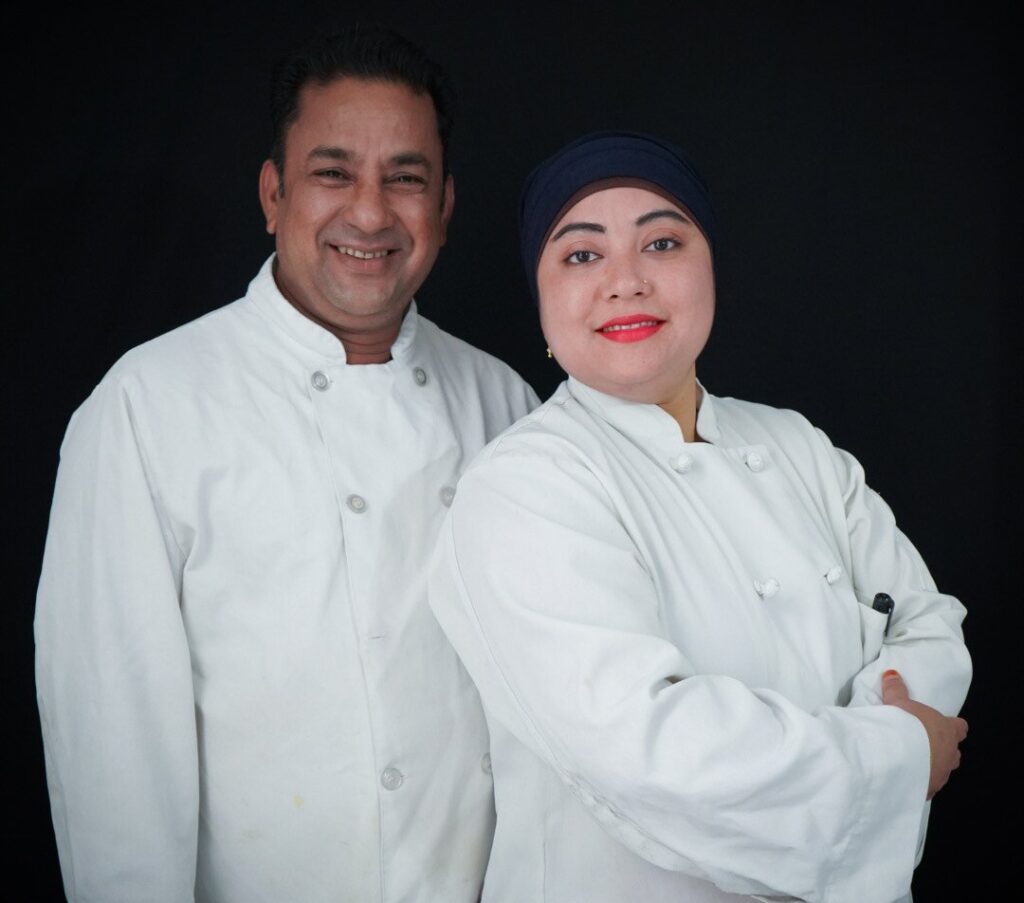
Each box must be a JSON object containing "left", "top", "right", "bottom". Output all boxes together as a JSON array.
[{"left": 872, "top": 592, "right": 895, "bottom": 636}]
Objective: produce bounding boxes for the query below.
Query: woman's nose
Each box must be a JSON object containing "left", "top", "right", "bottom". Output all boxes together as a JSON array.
[{"left": 605, "top": 259, "right": 650, "bottom": 301}]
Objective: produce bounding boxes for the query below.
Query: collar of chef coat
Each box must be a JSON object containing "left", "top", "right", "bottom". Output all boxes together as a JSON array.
[
  {"left": 566, "top": 376, "right": 723, "bottom": 445},
  {"left": 246, "top": 255, "right": 420, "bottom": 364}
]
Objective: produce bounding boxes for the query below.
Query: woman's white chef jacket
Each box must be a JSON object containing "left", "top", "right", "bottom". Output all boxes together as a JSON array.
[
  {"left": 429, "top": 376, "right": 971, "bottom": 903},
  {"left": 35, "top": 257, "right": 538, "bottom": 903}
]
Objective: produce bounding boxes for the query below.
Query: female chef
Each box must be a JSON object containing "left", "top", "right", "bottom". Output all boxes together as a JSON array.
[{"left": 428, "top": 131, "right": 970, "bottom": 903}]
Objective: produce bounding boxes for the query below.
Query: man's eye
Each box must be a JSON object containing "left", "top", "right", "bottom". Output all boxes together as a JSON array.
[
  {"left": 389, "top": 173, "right": 427, "bottom": 186},
  {"left": 315, "top": 169, "right": 351, "bottom": 180},
  {"left": 644, "top": 237, "right": 679, "bottom": 252},
  {"left": 566, "top": 250, "right": 599, "bottom": 264}
]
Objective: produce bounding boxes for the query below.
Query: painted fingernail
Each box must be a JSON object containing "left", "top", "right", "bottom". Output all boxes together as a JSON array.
[{"left": 882, "top": 669, "right": 900, "bottom": 680}]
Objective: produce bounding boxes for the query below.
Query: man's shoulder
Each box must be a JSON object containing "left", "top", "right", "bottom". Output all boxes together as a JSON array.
[
  {"left": 113, "top": 298, "right": 249, "bottom": 372},
  {"left": 415, "top": 315, "right": 521, "bottom": 379},
  {"left": 414, "top": 314, "right": 537, "bottom": 403},
  {"left": 97, "top": 292, "right": 279, "bottom": 403}
]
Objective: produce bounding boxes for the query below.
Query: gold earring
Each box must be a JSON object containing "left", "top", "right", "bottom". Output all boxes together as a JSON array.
[{"left": 546, "top": 347, "right": 553, "bottom": 359}]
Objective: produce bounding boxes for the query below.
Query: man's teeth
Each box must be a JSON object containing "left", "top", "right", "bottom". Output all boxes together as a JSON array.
[
  {"left": 337, "top": 247, "right": 390, "bottom": 259},
  {"left": 602, "top": 320, "right": 659, "bottom": 332}
]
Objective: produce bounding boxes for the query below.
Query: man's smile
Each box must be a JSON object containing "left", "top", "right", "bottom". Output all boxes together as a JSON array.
[{"left": 332, "top": 244, "right": 395, "bottom": 259}]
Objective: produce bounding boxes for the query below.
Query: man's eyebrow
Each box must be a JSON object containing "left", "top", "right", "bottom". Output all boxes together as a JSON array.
[
  {"left": 391, "top": 152, "right": 431, "bottom": 170},
  {"left": 635, "top": 209, "right": 690, "bottom": 227},
  {"left": 305, "top": 147, "right": 432, "bottom": 171},
  {"left": 307, "top": 146, "right": 351, "bottom": 162},
  {"left": 549, "top": 222, "right": 605, "bottom": 242}
]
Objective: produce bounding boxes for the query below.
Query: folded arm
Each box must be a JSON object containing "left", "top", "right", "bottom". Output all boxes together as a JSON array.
[{"left": 430, "top": 447, "right": 930, "bottom": 903}]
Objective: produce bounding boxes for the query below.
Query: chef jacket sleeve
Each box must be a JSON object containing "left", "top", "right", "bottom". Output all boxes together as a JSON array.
[
  {"left": 822, "top": 431, "right": 972, "bottom": 716},
  {"left": 430, "top": 443, "right": 931, "bottom": 903},
  {"left": 35, "top": 374, "right": 199, "bottom": 903}
]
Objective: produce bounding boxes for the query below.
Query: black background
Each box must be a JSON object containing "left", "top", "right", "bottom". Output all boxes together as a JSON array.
[{"left": 7, "top": 2, "right": 1016, "bottom": 898}]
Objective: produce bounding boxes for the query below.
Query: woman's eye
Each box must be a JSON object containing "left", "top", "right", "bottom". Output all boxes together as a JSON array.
[
  {"left": 566, "top": 250, "right": 599, "bottom": 264},
  {"left": 645, "top": 237, "right": 679, "bottom": 252}
]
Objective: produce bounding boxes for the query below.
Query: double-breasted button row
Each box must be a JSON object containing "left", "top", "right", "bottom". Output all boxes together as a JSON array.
[
  {"left": 754, "top": 568, "right": 841, "bottom": 599},
  {"left": 668, "top": 451, "right": 768, "bottom": 475},
  {"left": 345, "top": 488, "right": 455, "bottom": 514},
  {"left": 310, "top": 368, "right": 429, "bottom": 391}
]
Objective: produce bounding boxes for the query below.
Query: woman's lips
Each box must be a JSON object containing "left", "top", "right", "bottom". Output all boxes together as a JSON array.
[{"left": 596, "top": 314, "right": 665, "bottom": 343}]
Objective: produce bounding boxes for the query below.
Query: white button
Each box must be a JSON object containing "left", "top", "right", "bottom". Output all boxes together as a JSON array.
[
  {"left": 440, "top": 486, "right": 456, "bottom": 507},
  {"left": 670, "top": 453, "right": 693, "bottom": 474},
  {"left": 754, "top": 577, "right": 780, "bottom": 599},
  {"left": 481, "top": 753, "right": 492, "bottom": 775},
  {"left": 311, "top": 371, "right": 331, "bottom": 391},
  {"left": 745, "top": 452, "right": 765, "bottom": 472},
  {"left": 413, "top": 367, "right": 428, "bottom": 386},
  {"left": 347, "top": 494, "right": 367, "bottom": 513},
  {"left": 380, "top": 767, "right": 404, "bottom": 790},
  {"left": 825, "top": 566, "right": 843, "bottom": 585}
]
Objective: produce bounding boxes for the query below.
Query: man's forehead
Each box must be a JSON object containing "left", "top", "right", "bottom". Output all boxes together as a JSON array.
[
  {"left": 295, "top": 77, "right": 436, "bottom": 128},
  {"left": 286, "top": 77, "right": 441, "bottom": 158}
]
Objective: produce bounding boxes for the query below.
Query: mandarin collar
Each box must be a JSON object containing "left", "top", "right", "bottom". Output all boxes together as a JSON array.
[
  {"left": 246, "top": 255, "right": 420, "bottom": 364},
  {"left": 566, "top": 376, "right": 722, "bottom": 445}
]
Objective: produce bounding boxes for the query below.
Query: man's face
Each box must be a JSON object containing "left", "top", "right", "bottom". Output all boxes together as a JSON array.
[{"left": 259, "top": 78, "right": 453, "bottom": 340}]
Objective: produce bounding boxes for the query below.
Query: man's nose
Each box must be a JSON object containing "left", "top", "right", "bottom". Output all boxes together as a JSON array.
[{"left": 344, "top": 181, "right": 394, "bottom": 235}]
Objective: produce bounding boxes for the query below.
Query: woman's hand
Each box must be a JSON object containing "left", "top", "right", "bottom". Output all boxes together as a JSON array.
[{"left": 881, "top": 669, "right": 967, "bottom": 799}]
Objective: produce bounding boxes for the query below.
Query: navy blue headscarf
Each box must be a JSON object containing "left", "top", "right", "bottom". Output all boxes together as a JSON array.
[{"left": 519, "top": 131, "right": 716, "bottom": 303}]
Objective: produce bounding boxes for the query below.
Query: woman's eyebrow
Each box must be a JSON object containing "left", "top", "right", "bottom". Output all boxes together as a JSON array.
[
  {"left": 549, "top": 222, "right": 605, "bottom": 242},
  {"left": 635, "top": 209, "right": 690, "bottom": 227}
]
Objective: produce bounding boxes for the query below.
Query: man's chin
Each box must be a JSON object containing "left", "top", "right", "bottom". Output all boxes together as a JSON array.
[{"left": 319, "top": 289, "right": 413, "bottom": 331}]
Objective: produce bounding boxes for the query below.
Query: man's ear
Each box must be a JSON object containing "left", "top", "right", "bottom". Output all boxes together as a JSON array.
[
  {"left": 439, "top": 173, "right": 455, "bottom": 245},
  {"left": 258, "top": 159, "right": 283, "bottom": 235}
]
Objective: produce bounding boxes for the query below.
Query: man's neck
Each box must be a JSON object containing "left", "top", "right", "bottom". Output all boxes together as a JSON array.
[{"left": 281, "top": 295, "right": 401, "bottom": 364}]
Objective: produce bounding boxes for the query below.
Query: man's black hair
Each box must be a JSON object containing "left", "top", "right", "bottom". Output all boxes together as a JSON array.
[{"left": 269, "top": 25, "right": 456, "bottom": 182}]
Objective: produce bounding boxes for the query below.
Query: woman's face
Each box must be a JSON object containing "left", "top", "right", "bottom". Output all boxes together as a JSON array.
[{"left": 537, "top": 186, "right": 714, "bottom": 406}]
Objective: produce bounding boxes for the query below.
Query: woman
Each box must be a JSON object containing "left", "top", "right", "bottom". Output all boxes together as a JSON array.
[{"left": 428, "top": 132, "right": 970, "bottom": 902}]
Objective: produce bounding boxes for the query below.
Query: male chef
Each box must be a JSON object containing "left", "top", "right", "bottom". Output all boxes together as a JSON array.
[{"left": 36, "top": 26, "right": 536, "bottom": 903}]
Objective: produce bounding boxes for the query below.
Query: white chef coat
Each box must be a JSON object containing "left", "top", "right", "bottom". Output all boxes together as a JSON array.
[
  {"left": 429, "top": 376, "right": 971, "bottom": 903},
  {"left": 35, "top": 256, "right": 538, "bottom": 903}
]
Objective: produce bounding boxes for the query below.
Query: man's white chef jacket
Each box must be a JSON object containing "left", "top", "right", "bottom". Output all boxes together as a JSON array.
[
  {"left": 35, "top": 257, "right": 538, "bottom": 903},
  {"left": 429, "top": 377, "right": 971, "bottom": 903}
]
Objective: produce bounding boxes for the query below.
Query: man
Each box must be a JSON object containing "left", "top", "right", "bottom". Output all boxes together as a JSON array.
[{"left": 35, "top": 28, "right": 537, "bottom": 902}]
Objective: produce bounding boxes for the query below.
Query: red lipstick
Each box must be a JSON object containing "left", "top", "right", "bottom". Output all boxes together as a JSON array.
[{"left": 596, "top": 314, "right": 665, "bottom": 343}]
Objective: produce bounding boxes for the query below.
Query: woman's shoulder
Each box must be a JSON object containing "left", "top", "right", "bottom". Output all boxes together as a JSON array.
[
  {"left": 462, "top": 382, "right": 614, "bottom": 486},
  {"left": 709, "top": 392, "right": 824, "bottom": 447}
]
